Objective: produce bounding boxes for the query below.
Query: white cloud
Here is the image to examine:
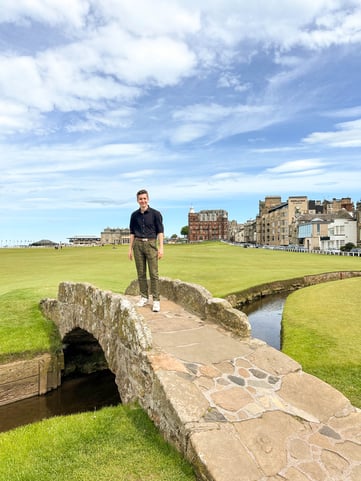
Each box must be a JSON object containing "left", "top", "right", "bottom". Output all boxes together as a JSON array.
[
  {"left": 217, "top": 73, "right": 250, "bottom": 92},
  {"left": 173, "top": 103, "right": 231, "bottom": 123},
  {"left": 184, "top": 0, "right": 361, "bottom": 53},
  {"left": 325, "top": 106, "right": 361, "bottom": 118},
  {"left": 303, "top": 119, "right": 361, "bottom": 147},
  {"left": 0, "top": 0, "right": 89, "bottom": 28},
  {"left": 153, "top": 162, "right": 361, "bottom": 202},
  {"left": 0, "top": 12, "right": 197, "bottom": 134},
  {"left": 267, "top": 159, "right": 326, "bottom": 174},
  {"left": 96, "top": 29, "right": 197, "bottom": 86},
  {"left": 0, "top": 100, "right": 44, "bottom": 134},
  {"left": 1, "top": 0, "right": 361, "bottom": 138},
  {"left": 252, "top": 146, "right": 307, "bottom": 153},
  {"left": 123, "top": 170, "right": 156, "bottom": 179},
  {"left": 94, "top": 0, "right": 201, "bottom": 37},
  {"left": 170, "top": 102, "right": 281, "bottom": 144},
  {"left": 169, "top": 123, "right": 209, "bottom": 144},
  {"left": 66, "top": 108, "right": 135, "bottom": 132},
  {"left": 0, "top": 141, "right": 152, "bottom": 177}
]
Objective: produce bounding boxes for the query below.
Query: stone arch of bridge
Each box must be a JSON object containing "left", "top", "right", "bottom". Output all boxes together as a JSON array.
[
  {"left": 41, "top": 281, "right": 153, "bottom": 404},
  {"left": 62, "top": 327, "right": 110, "bottom": 378}
]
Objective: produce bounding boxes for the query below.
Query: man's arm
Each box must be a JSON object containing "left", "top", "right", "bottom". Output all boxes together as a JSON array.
[
  {"left": 128, "top": 234, "right": 135, "bottom": 260},
  {"left": 157, "top": 232, "right": 164, "bottom": 259}
]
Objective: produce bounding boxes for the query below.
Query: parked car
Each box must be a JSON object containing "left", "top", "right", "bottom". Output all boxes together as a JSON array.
[
  {"left": 326, "top": 248, "right": 341, "bottom": 255},
  {"left": 350, "top": 248, "right": 361, "bottom": 256}
]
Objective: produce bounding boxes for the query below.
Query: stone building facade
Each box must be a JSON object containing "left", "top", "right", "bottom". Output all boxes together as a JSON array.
[
  {"left": 252, "top": 196, "right": 359, "bottom": 248},
  {"left": 188, "top": 196, "right": 360, "bottom": 248},
  {"left": 256, "top": 196, "right": 309, "bottom": 246},
  {"left": 100, "top": 227, "right": 130, "bottom": 245},
  {"left": 188, "top": 208, "right": 229, "bottom": 242},
  {"left": 68, "top": 235, "right": 101, "bottom": 245}
]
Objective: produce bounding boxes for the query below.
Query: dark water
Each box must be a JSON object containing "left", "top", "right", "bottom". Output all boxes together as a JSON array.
[
  {"left": 242, "top": 293, "right": 287, "bottom": 350},
  {"left": 0, "top": 370, "right": 121, "bottom": 433}
]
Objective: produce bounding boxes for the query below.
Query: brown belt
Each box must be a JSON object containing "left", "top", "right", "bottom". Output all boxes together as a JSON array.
[{"left": 135, "top": 237, "right": 155, "bottom": 242}]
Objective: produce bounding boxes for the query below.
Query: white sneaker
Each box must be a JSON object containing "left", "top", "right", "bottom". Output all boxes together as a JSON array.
[
  {"left": 152, "top": 301, "right": 160, "bottom": 312},
  {"left": 136, "top": 297, "right": 149, "bottom": 307}
]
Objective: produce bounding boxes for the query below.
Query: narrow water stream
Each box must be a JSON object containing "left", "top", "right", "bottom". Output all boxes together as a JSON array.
[
  {"left": 0, "top": 370, "right": 120, "bottom": 433},
  {"left": 242, "top": 293, "right": 288, "bottom": 350}
]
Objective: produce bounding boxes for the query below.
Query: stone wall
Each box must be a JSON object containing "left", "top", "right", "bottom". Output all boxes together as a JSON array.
[
  {"left": 224, "top": 271, "right": 361, "bottom": 308},
  {"left": 0, "top": 353, "right": 62, "bottom": 406},
  {"left": 125, "top": 276, "right": 251, "bottom": 337}
]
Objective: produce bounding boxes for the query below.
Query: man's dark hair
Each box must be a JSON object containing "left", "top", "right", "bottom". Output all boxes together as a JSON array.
[{"left": 137, "top": 189, "right": 149, "bottom": 197}]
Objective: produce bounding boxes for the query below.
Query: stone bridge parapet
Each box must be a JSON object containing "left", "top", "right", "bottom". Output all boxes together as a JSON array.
[{"left": 125, "top": 276, "right": 251, "bottom": 337}]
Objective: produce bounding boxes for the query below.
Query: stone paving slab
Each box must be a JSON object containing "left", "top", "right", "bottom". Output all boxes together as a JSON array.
[{"left": 135, "top": 297, "right": 361, "bottom": 481}]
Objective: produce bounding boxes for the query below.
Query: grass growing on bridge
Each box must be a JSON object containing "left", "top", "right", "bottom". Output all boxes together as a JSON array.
[{"left": 0, "top": 404, "right": 196, "bottom": 481}]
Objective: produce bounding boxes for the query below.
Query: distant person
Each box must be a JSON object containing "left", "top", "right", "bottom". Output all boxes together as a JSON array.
[{"left": 128, "top": 189, "right": 164, "bottom": 312}]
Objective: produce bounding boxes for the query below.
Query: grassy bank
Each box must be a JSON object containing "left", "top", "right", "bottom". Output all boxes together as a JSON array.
[
  {"left": 282, "top": 277, "right": 361, "bottom": 408},
  {"left": 0, "top": 288, "right": 61, "bottom": 363},
  {"left": 0, "top": 405, "right": 196, "bottom": 481}
]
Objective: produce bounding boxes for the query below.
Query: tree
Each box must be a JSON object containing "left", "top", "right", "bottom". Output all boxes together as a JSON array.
[
  {"left": 341, "top": 242, "right": 355, "bottom": 252},
  {"left": 180, "top": 225, "right": 188, "bottom": 237}
]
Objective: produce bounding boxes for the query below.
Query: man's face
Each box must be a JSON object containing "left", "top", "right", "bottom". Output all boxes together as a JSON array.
[{"left": 137, "top": 193, "right": 149, "bottom": 210}]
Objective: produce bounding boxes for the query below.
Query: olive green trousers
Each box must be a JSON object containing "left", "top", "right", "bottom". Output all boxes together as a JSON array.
[{"left": 133, "top": 239, "right": 160, "bottom": 301}]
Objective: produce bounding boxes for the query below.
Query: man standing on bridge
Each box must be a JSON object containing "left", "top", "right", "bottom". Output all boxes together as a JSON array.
[{"left": 128, "top": 189, "right": 164, "bottom": 312}]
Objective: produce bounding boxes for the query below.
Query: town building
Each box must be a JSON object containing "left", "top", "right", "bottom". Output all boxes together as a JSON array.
[
  {"left": 256, "top": 196, "right": 309, "bottom": 246},
  {"left": 323, "top": 216, "right": 357, "bottom": 250},
  {"left": 100, "top": 227, "right": 130, "bottom": 245},
  {"left": 188, "top": 208, "right": 228, "bottom": 242},
  {"left": 68, "top": 235, "right": 101, "bottom": 245},
  {"left": 356, "top": 201, "right": 361, "bottom": 246},
  {"left": 323, "top": 197, "right": 354, "bottom": 214},
  {"left": 251, "top": 195, "right": 359, "bottom": 248},
  {"left": 297, "top": 212, "right": 357, "bottom": 251},
  {"left": 62, "top": 198, "right": 361, "bottom": 248},
  {"left": 228, "top": 220, "right": 239, "bottom": 243}
]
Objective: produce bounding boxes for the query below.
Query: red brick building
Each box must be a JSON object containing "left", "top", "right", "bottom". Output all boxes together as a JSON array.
[{"left": 188, "top": 208, "right": 229, "bottom": 242}]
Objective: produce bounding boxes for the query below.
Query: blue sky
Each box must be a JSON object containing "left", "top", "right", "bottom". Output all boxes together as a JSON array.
[{"left": 1, "top": 0, "right": 361, "bottom": 244}]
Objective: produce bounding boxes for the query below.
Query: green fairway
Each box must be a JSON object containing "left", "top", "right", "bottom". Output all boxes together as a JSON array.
[
  {"left": 1, "top": 242, "right": 360, "bottom": 361},
  {"left": 1, "top": 242, "right": 361, "bottom": 298}
]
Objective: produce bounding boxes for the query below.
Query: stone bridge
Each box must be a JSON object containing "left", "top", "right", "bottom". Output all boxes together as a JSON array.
[{"left": 40, "top": 277, "right": 361, "bottom": 481}]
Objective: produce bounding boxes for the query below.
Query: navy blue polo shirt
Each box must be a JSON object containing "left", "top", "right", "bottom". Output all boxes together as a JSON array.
[{"left": 129, "top": 206, "right": 164, "bottom": 239}]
